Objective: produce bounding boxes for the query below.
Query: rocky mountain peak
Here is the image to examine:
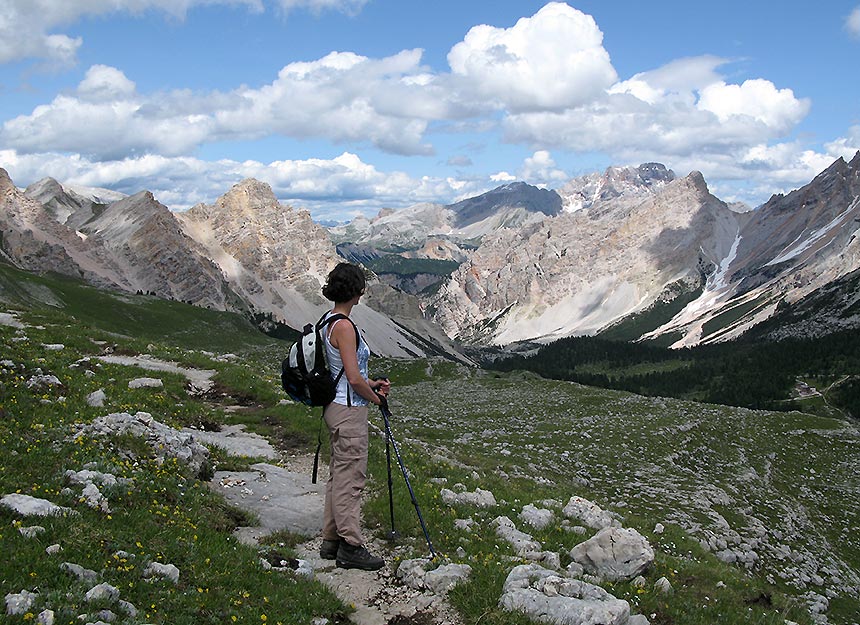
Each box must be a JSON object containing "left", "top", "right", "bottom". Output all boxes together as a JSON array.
[
  {"left": 217, "top": 178, "right": 279, "bottom": 213},
  {"left": 183, "top": 178, "right": 288, "bottom": 228},
  {"left": 0, "top": 168, "right": 15, "bottom": 193},
  {"left": 446, "top": 181, "right": 562, "bottom": 227},
  {"left": 558, "top": 162, "right": 676, "bottom": 214},
  {"left": 24, "top": 177, "right": 64, "bottom": 200}
]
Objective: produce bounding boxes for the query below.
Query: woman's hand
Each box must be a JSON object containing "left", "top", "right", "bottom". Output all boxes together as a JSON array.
[{"left": 371, "top": 377, "right": 391, "bottom": 397}]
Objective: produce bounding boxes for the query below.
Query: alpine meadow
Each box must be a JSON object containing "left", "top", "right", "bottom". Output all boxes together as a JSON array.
[{"left": 3, "top": 2, "right": 860, "bottom": 625}]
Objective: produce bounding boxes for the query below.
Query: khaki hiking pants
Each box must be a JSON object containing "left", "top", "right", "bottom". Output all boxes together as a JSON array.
[{"left": 322, "top": 402, "right": 369, "bottom": 547}]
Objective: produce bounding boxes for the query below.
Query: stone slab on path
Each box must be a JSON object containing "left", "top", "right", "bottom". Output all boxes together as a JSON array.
[
  {"left": 186, "top": 424, "right": 279, "bottom": 460},
  {"left": 96, "top": 354, "right": 216, "bottom": 392},
  {"left": 212, "top": 463, "right": 324, "bottom": 543},
  {"left": 199, "top": 419, "right": 461, "bottom": 624}
]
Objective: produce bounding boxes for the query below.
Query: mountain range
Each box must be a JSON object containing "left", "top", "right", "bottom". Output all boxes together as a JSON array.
[{"left": 2, "top": 152, "right": 859, "bottom": 352}]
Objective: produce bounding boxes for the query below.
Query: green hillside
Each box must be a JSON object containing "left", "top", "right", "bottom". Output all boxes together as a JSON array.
[
  {"left": 492, "top": 332, "right": 860, "bottom": 419},
  {"left": 1, "top": 264, "right": 857, "bottom": 624}
]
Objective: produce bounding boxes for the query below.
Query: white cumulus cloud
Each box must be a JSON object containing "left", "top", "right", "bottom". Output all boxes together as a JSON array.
[
  {"left": 447, "top": 2, "right": 617, "bottom": 112},
  {"left": 697, "top": 79, "right": 809, "bottom": 132},
  {"left": 0, "top": 0, "right": 371, "bottom": 65},
  {"left": 825, "top": 126, "right": 860, "bottom": 158},
  {"left": 504, "top": 54, "right": 811, "bottom": 162},
  {"left": 0, "top": 149, "right": 477, "bottom": 220},
  {"left": 1, "top": 52, "right": 443, "bottom": 158},
  {"left": 77, "top": 65, "right": 138, "bottom": 101},
  {"left": 847, "top": 6, "right": 860, "bottom": 38},
  {"left": 519, "top": 151, "right": 568, "bottom": 186}
]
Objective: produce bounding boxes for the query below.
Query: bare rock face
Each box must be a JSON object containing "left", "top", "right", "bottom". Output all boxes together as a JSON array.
[
  {"left": 177, "top": 178, "right": 341, "bottom": 327},
  {"left": 644, "top": 152, "right": 860, "bottom": 346},
  {"left": 23, "top": 177, "right": 122, "bottom": 230},
  {"left": 177, "top": 180, "right": 463, "bottom": 359},
  {"left": 3, "top": 169, "right": 232, "bottom": 310},
  {"left": 0, "top": 168, "right": 130, "bottom": 289},
  {"left": 80, "top": 191, "right": 234, "bottom": 310},
  {"left": 558, "top": 162, "right": 676, "bottom": 214},
  {"left": 428, "top": 172, "right": 738, "bottom": 345},
  {"left": 427, "top": 153, "right": 860, "bottom": 346}
]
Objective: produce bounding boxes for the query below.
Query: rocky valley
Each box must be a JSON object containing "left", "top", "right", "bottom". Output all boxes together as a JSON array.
[{"left": 2, "top": 154, "right": 859, "bottom": 354}]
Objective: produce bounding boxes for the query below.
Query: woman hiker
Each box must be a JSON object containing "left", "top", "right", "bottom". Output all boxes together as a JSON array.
[{"left": 318, "top": 262, "right": 391, "bottom": 571}]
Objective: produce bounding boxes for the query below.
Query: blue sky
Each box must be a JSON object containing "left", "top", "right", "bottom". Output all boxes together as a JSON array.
[{"left": 1, "top": 0, "right": 859, "bottom": 221}]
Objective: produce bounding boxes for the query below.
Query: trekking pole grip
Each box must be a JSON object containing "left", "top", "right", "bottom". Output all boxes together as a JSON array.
[{"left": 375, "top": 392, "right": 389, "bottom": 413}]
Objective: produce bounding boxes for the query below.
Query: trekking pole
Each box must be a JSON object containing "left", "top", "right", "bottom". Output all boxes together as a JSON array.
[
  {"left": 385, "top": 427, "right": 398, "bottom": 542},
  {"left": 377, "top": 395, "right": 437, "bottom": 560}
]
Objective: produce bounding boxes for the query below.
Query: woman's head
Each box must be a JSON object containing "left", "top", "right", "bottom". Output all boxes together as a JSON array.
[{"left": 322, "top": 262, "right": 366, "bottom": 303}]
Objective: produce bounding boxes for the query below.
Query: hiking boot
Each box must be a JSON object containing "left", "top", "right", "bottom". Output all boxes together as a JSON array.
[
  {"left": 319, "top": 539, "right": 340, "bottom": 560},
  {"left": 336, "top": 542, "right": 384, "bottom": 571}
]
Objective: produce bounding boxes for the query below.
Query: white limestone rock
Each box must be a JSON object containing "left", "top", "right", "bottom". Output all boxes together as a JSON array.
[
  {"left": 5, "top": 590, "right": 38, "bottom": 615},
  {"left": 73, "top": 412, "right": 209, "bottom": 477},
  {"left": 85, "top": 583, "right": 120, "bottom": 603},
  {"left": 562, "top": 496, "right": 615, "bottom": 530},
  {"left": 397, "top": 559, "right": 471, "bottom": 594},
  {"left": 570, "top": 527, "right": 654, "bottom": 582},
  {"left": 499, "top": 564, "right": 630, "bottom": 625},
  {"left": 19, "top": 525, "right": 46, "bottom": 539},
  {"left": 61, "top": 562, "right": 99, "bottom": 582},
  {"left": 128, "top": 377, "right": 163, "bottom": 389},
  {"left": 425, "top": 564, "right": 473, "bottom": 594},
  {"left": 493, "top": 516, "right": 542, "bottom": 556},
  {"left": 1, "top": 493, "right": 76, "bottom": 518},
  {"left": 26, "top": 374, "right": 62, "bottom": 389},
  {"left": 37, "top": 609, "right": 55, "bottom": 625},
  {"left": 440, "top": 487, "right": 496, "bottom": 508},
  {"left": 654, "top": 577, "right": 673, "bottom": 594},
  {"left": 144, "top": 562, "right": 180, "bottom": 584},
  {"left": 520, "top": 504, "right": 554, "bottom": 530},
  {"left": 86, "top": 389, "right": 107, "bottom": 407}
]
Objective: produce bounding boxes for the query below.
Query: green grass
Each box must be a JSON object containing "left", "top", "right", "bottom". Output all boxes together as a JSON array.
[
  {"left": 363, "top": 255, "right": 461, "bottom": 278},
  {"left": 700, "top": 294, "right": 772, "bottom": 340},
  {"left": 2, "top": 265, "right": 857, "bottom": 624},
  {"left": 599, "top": 280, "right": 704, "bottom": 342},
  {"left": 0, "top": 302, "right": 348, "bottom": 624},
  {"left": 0, "top": 261, "right": 274, "bottom": 353},
  {"left": 361, "top": 369, "right": 856, "bottom": 624}
]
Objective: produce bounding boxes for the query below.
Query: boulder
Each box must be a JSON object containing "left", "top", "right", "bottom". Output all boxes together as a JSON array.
[
  {"left": 562, "top": 496, "right": 615, "bottom": 529},
  {"left": 520, "top": 504, "right": 554, "bottom": 530},
  {"left": 128, "top": 377, "right": 163, "bottom": 389},
  {"left": 5, "top": 590, "right": 38, "bottom": 616},
  {"left": 493, "top": 516, "right": 542, "bottom": 556},
  {"left": 85, "top": 583, "right": 120, "bottom": 603},
  {"left": 499, "top": 564, "right": 630, "bottom": 625},
  {"left": 1, "top": 494, "right": 75, "bottom": 517},
  {"left": 440, "top": 487, "right": 496, "bottom": 508},
  {"left": 61, "top": 562, "right": 99, "bottom": 582},
  {"left": 397, "top": 558, "right": 471, "bottom": 594},
  {"left": 143, "top": 562, "right": 180, "bottom": 584},
  {"left": 86, "top": 389, "right": 106, "bottom": 407},
  {"left": 570, "top": 527, "right": 654, "bottom": 581},
  {"left": 73, "top": 412, "right": 209, "bottom": 477}
]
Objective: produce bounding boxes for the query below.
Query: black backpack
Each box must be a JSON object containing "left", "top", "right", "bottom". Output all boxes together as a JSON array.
[{"left": 281, "top": 312, "right": 360, "bottom": 406}]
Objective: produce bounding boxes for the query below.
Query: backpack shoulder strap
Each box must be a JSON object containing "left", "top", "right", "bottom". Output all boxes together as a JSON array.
[{"left": 317, "top": 312, "right": 360, "bottom": 350}]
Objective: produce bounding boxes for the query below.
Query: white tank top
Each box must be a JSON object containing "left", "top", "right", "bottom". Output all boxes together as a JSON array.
[{"left": 323, "top": 312, "right": 370, "bottom": 406}]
